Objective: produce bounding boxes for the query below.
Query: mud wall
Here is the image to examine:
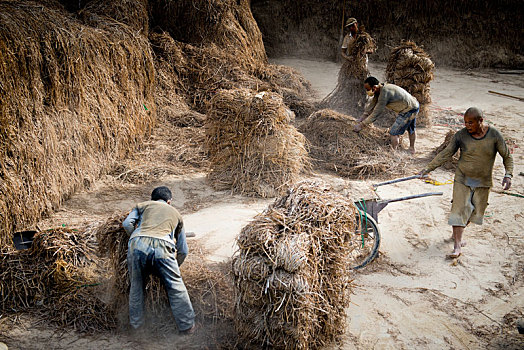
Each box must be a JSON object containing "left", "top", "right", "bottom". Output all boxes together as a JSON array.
[{"left": 251, "top": 0, "right": 524, "bottom": 68}]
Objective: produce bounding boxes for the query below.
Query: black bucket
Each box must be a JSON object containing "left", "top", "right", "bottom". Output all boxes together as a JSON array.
[{"left": 12, "top": 230, "right": 37, "bottom": 250}]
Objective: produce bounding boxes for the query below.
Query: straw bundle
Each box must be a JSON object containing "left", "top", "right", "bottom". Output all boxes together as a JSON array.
[
  {"left": 322, "top": 31, "right": 376, "bottom": 116},
  {"left": 0, "top": 228, "right": 114, "bottom": 332},
  {"left": 233, "top": 180, "right": 359, "bottom": 349},
  {"left": 386, "top": 40, "right": 435, "bottom": 127},
  {"left": 262, "top": 65, "right": 318, "bottom": 119},
  {"left": 300, "top": 109, "right": 410, "bottom": 178},
  {"left": 206, "top": 88, "right": 308, "bottom": 197},
  {"left": 0, "top": 2, "right": 155, "bottom": 245},
  {"left": 96, "top": 214, "right": 234, "bottom": 324}
]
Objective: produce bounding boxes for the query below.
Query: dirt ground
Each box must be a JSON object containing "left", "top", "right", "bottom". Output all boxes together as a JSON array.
[{"left": 1, "top": 60, "right": 523, "bottom": 349}]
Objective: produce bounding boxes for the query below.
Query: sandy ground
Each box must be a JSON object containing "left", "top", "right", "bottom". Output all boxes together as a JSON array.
[{"left": 1, "top": 59, "right": 523, "bottom": 349}]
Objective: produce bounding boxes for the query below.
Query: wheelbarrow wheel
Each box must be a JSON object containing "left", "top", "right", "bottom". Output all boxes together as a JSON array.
[{"left": 351, "top": 212, "right": 380, "bottom": 270}]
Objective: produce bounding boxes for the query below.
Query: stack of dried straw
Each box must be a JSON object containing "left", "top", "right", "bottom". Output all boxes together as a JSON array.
[
  {"left": 300, "top": 109, "right": 410, "bottom": 178},
  {"left": 386, "top": 40, "right": 435, "bottom": 127},
  {"left": 96, "top": 214, "right": 234, "bottom": 325},
  {"left": 233, "top": 180, "right": 359, "bottom": 349},
  {"left": 0, "top": 2, "right": 155, "bottom": 245},
  {"left": 322, "top": 31, "right": 376, "bottom": 116},
  {"left": 206, "top": 88, "right": 308, "bottom": 197},
  {"left": 0, "top": 228, "right": 113, "bottom": 332}
]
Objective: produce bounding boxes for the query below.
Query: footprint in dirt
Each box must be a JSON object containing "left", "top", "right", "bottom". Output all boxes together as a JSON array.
[{"left": 406, "top": 228, "right": 429, "bottom": 250}]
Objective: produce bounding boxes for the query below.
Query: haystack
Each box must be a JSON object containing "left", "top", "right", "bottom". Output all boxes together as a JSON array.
[
  {"left": 0, "top": 2, "right": 155, "bottom": 245},
  {"left": 322, "top": 31, "right": 376, "bottom": 116},
  {"left": 96, "top": 214, "right": 234, "bottom": 325},
  {"left": 386, "top": 40, "right": 435, "bottom": 127},
  {"left": 233, "top": 180, "right": 360, "bottom": 349},
  {"left": 300, "top": 109, "right": 410, "bottom": 178},
  {"left": 206, "top": 88, "right": 308, "bottom": 197},
  {"left": 150, "top": 0, "right": 267, "bottom": 66},
  {"left": 0, "top": 228, "right": 114, "bottom": 332},
  {"left": 81, "top": 0, "right": 149, "bottom": 35}
]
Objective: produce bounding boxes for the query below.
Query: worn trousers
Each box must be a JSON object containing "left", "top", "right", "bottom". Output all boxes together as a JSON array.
[{"left": 127, "top": 236, "right": 195, "bottom": 331}]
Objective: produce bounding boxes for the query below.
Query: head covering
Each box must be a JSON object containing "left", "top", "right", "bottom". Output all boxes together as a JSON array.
[{"left": 345, "top": 17, "right": 357, "bottom": 27}]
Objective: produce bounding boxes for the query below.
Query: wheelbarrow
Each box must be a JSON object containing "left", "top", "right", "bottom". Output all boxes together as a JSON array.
[
  {"left": 351, "top": 175, "right": 443, "bottom": 269},
  {"left": 12, "top": 230, "right": 38, "bottom": 250}
]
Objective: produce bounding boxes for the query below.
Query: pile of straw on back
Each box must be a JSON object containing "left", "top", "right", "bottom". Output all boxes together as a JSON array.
[
  {"left": 322, "top": 31, "right": 376, "bottom": 116},
  {"left": 386, "top": 40, "right": 435, "bottom": 127},
  {"left": 206, "top": 88, "right": 308, "bottom": 197},
  {"left": 0, "top": 2, "right": 155, "bottom": 245},
  {"left": 300, "top": 109, "right": 410, "bottom": 178},
  {"left": 0, "top": 228, "right": 114, "bottom": 332},
  {"left": 233, "top": 180, "right": 359, "bottom": 349},
  {"left": 95, "top": 214, "right": 234, "bottom": 326}
]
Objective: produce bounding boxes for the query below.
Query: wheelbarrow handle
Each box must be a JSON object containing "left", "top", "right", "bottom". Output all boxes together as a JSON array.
[
  {"left": 372, "top": 175, "right": 427, "bottom": 188},
  {"left": 383, "top": 192, "right": 443, "bottom": 204}
]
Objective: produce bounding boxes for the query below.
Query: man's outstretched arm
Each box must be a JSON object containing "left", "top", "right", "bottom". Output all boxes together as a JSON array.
[{"left": 421, "top": 133, "right": 460, "bottom": 175}]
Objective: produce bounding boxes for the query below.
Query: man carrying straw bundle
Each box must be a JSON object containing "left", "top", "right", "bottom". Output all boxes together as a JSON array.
[
  {"left": 340, "top": 18, "right": 362, "bottom": 64},
  {"left": 323, "top": 17, "right": 375, "bottom": 116},
  {"left": 122, "top": 186, "right": 196, "bottom": 334},
  {"left": 353, "top": 76, "right": 420, "bottom": 154},
  {"left": 420, "top": 107, "right": 513, "bottom": 258}
]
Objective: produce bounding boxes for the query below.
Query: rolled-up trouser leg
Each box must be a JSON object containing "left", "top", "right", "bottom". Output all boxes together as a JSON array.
[
  {"left": 127, "top": 237, "right": 151, "bottom": 329},
  {"left": 154, "top": 241, "right": 195, "bottom": 331}
]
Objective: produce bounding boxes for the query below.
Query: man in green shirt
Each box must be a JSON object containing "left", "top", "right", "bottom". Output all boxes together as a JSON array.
[
  {"left": 123, "top": 186, "right": 195, "bottom": 334},
  {"left": 354, "top": 76, "right": 420, "bottom": 154},
  {"left": 420, "top": 107, "right": 513, "bottom": 258}
]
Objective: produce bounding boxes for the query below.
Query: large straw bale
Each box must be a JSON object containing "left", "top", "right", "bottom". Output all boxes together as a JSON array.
[
  {"left": 322, "top": 31, "right": 376, "bottom": 116},
  {"left": 300, "top": 109, "right": 410, "bottom": 178},
  {"left": 206, "top": 88, "right": 309, "bottom": 197},
  {"left": 0, "top": 2, "right": 155, "bottom": 245},
  {"left": 0, "top": 228, "right": 114, "bottom": 332},
  {"left": 150, "top": 0, "right": 267, "bottom": 65},
  {"left": 386, "top": 40, "right": 435, "bottom": 127},
  {"left": 233, "top": 180, "right": 360, "bottom": 349}
]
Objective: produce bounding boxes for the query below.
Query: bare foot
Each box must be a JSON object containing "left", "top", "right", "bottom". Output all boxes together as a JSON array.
[
  {"left": 446, "top": 249, "right": 462, "bottom": 259},
  {"left": 446, "top": 235, "right": 466, "bottom": 247},
  {"left": 408, "top": 147, "right": 416, "bottom": 155}
]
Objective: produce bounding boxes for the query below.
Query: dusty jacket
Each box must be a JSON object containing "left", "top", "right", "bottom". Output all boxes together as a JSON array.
[
  {"left": 362, "top": 83, "right": 419, "bottom": 125},
  {"left": 425, "top": 127, "right": 513, "bottom": 187}
]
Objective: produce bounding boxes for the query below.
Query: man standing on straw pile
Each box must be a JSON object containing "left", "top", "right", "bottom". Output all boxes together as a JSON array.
[
  {"left": 354, "top": 76, "right": 420, "bottom": 154},
  {"left": 123, "top": 186, "right": 195, "bottom": 334},
  {"left": 420, "top": 107, "right": 513, "bottom": 258}
]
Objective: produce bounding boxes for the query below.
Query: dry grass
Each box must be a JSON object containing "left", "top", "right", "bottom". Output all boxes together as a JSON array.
[
  {"left": 0, "top": 2, "right": 155, "bottom": 245},
  {"left": 233, "top": 180, "right": 359, "bottom": 349},
  {"left": 0, "top": 228, "right": 115, "bottom": 332},
  {"left": 206, "top": 88, "right": 309, "bottom": 197},
  {"left": 386, "top": 40, "right": 435, "bottom": 127},
  {"left": 300, "top": 109, "right": 411, "bottom": 178}
]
